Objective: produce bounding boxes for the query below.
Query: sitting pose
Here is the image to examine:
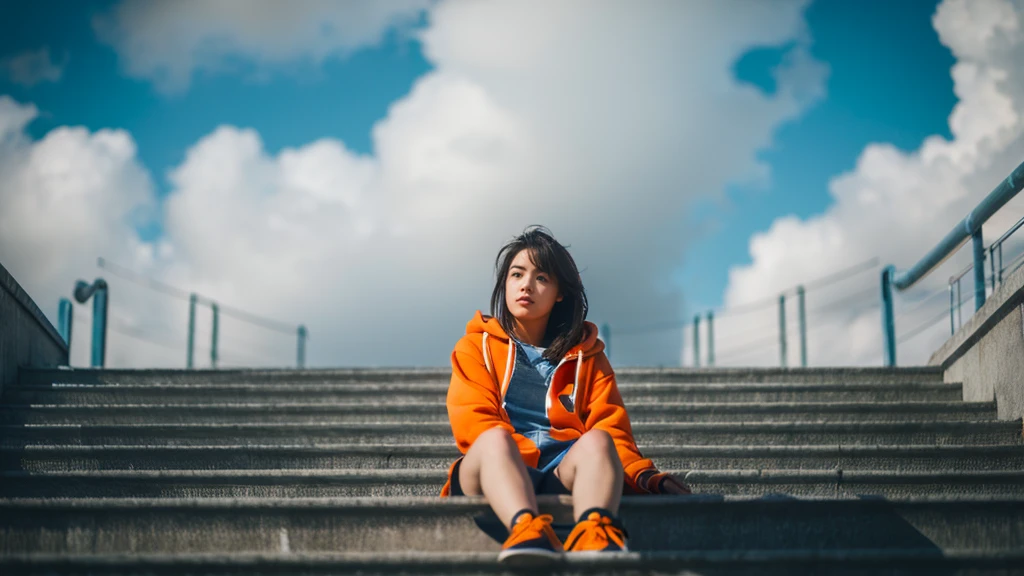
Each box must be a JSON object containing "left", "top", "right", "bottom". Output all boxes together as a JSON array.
[{"left": 441, "top": 226, "right": 689, "bottom": 562}]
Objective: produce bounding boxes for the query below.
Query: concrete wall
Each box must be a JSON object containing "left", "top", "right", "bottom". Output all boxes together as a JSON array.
[
  {"left": 929, "top": 263, "right": 1024, "bottom": 420},
  {"left": 0, "top": 261, "right": 68, "bottom": 398}
]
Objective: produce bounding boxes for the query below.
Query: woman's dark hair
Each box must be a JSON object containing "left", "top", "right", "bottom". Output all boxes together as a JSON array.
[{"left": 490, "top": 225, "right": 588, "bottom": 361}]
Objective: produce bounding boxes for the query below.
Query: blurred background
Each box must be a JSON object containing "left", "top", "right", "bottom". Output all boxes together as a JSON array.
[{"left": 1, "top": 0, "right": 1022, "bottom": 369}]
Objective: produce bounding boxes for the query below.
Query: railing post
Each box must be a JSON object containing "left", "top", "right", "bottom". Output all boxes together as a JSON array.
[
  {"left": 187, "top": 293, "right": 197, "bottom": 369},
  {"left": 949, "top": 284, "right": 955, "bottom": 336},
  {"left": 58, "top": 298, "right": 73, "bottom": 347},
  {"left": 600, "top": 322, "right": 611, "bottom": 360},
  {"left": 778, "top": 294, "right": 787, "bottom": 368},
  {"left": 297, "top": 325, "right": 308, "bottom": 368},
  {"left": 797, "top": 285, "right": 807, "bottom": 368},
  {"left": 74, "top": 279, "right": 108, "bottom": 368},
  {"left": 972, "top": 230, "right": 986, "bottom": 310},
  {"left": 692, "top": 315, "right": 701, "bottom": 368},
  {"left": 990, "top": 245, "right": 997, "bottom": 293},
  {"left": 210, "top": 303, "right": 219, "bottom": 369},
  {"left": 706, "top": 311, "right": 715, "bottom": 367},
  {"left": 881, "top": 266, "right": 896, "bottom": 367}
]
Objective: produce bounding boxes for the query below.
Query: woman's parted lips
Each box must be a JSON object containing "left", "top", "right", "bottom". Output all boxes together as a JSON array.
[{"left": 516, "top": 296, "right": 534, "bottom": 304}]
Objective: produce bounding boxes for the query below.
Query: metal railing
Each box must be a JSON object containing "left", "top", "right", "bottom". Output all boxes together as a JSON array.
[
  {"left": 881, "top": 159, "right": 1024, "bottom": 366},
  {"left": 60, "top": 259, "right": 308, "bottom": 369},
  {"left": 63, "top": 278, "right": 109, "bottom": 367}
]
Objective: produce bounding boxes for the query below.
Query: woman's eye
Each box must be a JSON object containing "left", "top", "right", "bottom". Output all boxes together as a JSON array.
[{"left": 538, "top": 276, "right": 548, "bottom": 283}]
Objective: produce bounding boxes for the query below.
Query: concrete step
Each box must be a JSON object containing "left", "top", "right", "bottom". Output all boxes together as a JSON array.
[
  {"left": 8, "top": 550, "right": 1024, "bottom": 576},
  {"left": 3, "top": 468, "right": 1024, "bottom": 499},
  {"left": 5, "top": 444, "right": 1022, "bottom": 473},
  {"left": 0, "top": 401, "right": 995, "bottom": 425},
  {"left": 17, "top": 366, "right": 945, "bottom": 387},
  {"left": 14, "top": 362, "right": 942, "bottom": 385},
  {"left": 4, "top": 420, "right": 1019, "bottom": 447},
  {"left": 3, "top": 381, "right": 964, "bottom": 405},
  {"left": 1, "top": 495, "right": 1022, "bottom": 554},
  {"left": 4, "top": 550, "right": 1024, "bottom": 576}
]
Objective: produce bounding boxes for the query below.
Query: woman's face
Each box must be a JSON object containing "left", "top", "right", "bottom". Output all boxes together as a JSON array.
[{"left": 505, "top": 248, "right": 562, "bottom": 324}]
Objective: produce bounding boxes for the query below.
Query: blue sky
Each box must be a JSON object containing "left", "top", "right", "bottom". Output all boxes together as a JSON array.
[
  {"left": 681, "top": 0, "right": 956, "bottom": 313},
  {"left": 2, "top": 0, "right": 995, "bottom": 369},
  {"left": 0, "top": 0, "right": 955, "bottom": 310}
]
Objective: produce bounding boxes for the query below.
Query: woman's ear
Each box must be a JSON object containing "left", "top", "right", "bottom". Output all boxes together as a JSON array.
[{"left": 556, "top": 292, "right": 563, "bottom": 303}]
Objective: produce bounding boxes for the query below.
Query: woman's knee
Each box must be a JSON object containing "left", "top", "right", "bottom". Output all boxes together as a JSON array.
[
  {"left": 469, "top": 427, "right": 517, "bottom": 455},
  {"left": 577, "top": 429, "right": 619, "bottom": 460}
]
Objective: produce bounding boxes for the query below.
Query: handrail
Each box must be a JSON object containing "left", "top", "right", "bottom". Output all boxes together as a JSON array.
[
  {"left": 881, "top": 159, "right": 1024, "bottom": 366},
  {"left": 73, "top": 278, "right": 109, "bottom": 367}
]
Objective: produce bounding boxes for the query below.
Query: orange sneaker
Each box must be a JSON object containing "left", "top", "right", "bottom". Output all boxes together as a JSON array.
[
  {"left": 497, "top": 511, "right": 563, "bottom": 563},
  {"left": 564, "top": 509, "right": 629, "bottom": 553}
]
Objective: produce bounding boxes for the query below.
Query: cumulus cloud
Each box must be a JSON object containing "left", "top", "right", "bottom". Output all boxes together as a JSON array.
[
  {"left": 0, "top": 96, "right": 170, "bottom": 367},
  {"left": 142, "top": 0, "right": 826, "bottom": 368},
  {"left": 5, "top": 0, "right": 826, "bottom": 368},
  {"left": 716, "top": 0, "right": 1024, "bottom": 368},
  {"left": 1, "top": 47, "right": 65, "bottom": 87},
  {"left": 93, "top": 0, "right": 432, "bottom": 93}
]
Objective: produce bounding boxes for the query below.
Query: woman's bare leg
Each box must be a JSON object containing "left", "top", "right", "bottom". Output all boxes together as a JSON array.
[
  {"left": 554, "top": 430, "right": 623, "bottom": 519},
  {"left": 458, "top": 427, "right": 537, "bottom": 527}
]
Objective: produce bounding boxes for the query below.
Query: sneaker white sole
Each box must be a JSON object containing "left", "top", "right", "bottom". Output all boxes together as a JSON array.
[{"left": 497, "top": 547, "right": 563, "bottom": 564}]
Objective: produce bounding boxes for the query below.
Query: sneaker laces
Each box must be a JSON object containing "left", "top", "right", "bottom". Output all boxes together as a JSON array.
[
  {"left": 507, "top": 513, "right": 556, "bottom": 545},
  {"left": 565, "top": 511, "right": 627, "bottom": 550}
]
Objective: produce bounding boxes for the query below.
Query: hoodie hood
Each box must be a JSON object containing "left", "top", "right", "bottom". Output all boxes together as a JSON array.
[{"left": 465, "top": 309, "right": 604, "bottom": 359}]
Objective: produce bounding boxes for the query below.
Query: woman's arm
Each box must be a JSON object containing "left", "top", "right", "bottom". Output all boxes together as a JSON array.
[
  {"left": 583, "top": 353, "right": 690, "bottom": 495},
  {"left": 447, "top": 337, "right": 541, "bottom": 467}
]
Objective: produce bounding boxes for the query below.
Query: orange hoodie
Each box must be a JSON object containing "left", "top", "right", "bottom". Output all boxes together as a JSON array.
[{"left": 441, "top": 310, "right": 661, "bottom": 496}]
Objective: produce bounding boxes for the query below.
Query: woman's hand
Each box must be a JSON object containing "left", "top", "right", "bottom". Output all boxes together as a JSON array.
[
  {"left": 658, "top": 473, "right": 691, "bottom": 495},
  {"left": 640, "top": 470, "right": 692, "bottom": 495}
]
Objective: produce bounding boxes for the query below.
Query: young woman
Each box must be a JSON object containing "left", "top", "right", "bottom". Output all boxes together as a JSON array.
[{"left": 441, "top": 226, "right": 689, "bottom": 562}]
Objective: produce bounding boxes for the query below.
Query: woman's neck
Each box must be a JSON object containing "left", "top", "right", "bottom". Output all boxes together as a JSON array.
[{"left": 512, "top": 315, "right": 549, "bottom": 347}]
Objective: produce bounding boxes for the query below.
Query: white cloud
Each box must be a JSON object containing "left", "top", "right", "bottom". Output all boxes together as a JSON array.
[
  {"left": 146, "top": 0, "right": 825, "bottom": 368},
  {"left": 93, "top": 0, "right": 432, "bottom": 93},
  {"left": 716, "top": 0, "right": 1024, "bottom": 368},
  {"left": 4, "top": 0, "right": 826, "bottom": 368},
  {"left": 0, "top": 96, "right": 169, "bottom": 368},
  {"left": 1, "top": 48, "right": 65, "bottom": 87}
]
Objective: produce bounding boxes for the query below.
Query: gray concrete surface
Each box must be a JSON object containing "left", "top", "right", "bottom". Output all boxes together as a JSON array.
[
  {"left": 4, "top": 550, "right": 1024, "bottom": 576},
  {"left": 6, "top": 443, "right": 1022, "bottom": 472},
  {"left": 3, "top": 468, "right": 1023, "bottom": 499},
  {"left": 0, "top": 400, "right": 997, "bottom": 425},
  {"left": 3, "top": 495, "right": 1024, "bottom": 553},
  {"left": 2, "top": 362, "right": 1022, "bottom": 571},
  {"left": 930, "top": 263, "right": 1024, "bottom": 420},
  {"left": 4, "top": 380, "right": 965, "bottom": 404},
  {"left": 0, "top": 262, "right": 67, "bottom": 400},
  {"left": 4, "top": 419, "right": 1016, "bottom": 447}
]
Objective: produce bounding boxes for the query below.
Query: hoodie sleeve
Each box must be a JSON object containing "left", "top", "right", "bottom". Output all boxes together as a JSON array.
[
  {"left": 582, "top": 352, "right": 661, "bottom": 493},
  {"left": 447, "top": 336, "right": 541, "bottom": 468}
]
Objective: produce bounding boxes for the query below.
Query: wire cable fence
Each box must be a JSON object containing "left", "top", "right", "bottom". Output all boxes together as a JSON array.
[{"left": 60, "top": 258, "right": 307, "bottom": 369}]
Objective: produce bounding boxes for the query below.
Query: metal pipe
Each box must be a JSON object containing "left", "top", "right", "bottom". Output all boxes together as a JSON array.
[
  {"left": 778, "top": 294, "right": 787, "bottom": 368},
  {"left": 797, "top": 286, "right": 807, "bottom": 368},
  {"left": 58, "top": 298, "right": 73, "bottom": 347},
  {"left": 706, "top": 311, "right": 715, "bottom": 367},
  {"left": 210, "top": 303, "right": 219, "bottom": 368},
  {"left": 893, "top": 159, "right": 1024, "bottom": 292},
  {"left": 692, "top": 315, "right": 700, "bottom": 368},
  {"left": 881, "top": 266, "right": 896, "bottom": 367},
  {"left": 187, "top": 293, "right": 197, "bottom": 369},
  {"left": 74, "top": 279, "right": 108, "bottom": 368},
  {"left": 297, "top": 325, "right": 308, "bottom": 368},
  {"left": 972, "top": 229, "right": 986, "bottom": 310}
]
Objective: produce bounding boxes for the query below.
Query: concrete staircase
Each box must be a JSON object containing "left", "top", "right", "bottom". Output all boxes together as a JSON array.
[{"left": 2, "top": 366, "right": 1023, "bottom": 574}]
